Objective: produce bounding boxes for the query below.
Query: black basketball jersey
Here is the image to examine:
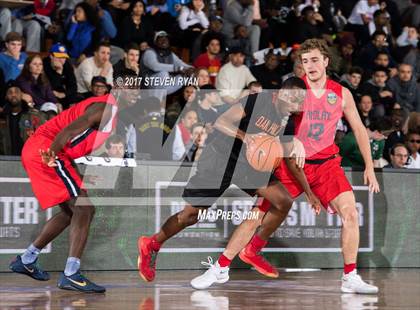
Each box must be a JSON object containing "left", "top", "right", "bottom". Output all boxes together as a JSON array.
[{"left": 212, "top": 91, "right": 294, "bottom": 162}]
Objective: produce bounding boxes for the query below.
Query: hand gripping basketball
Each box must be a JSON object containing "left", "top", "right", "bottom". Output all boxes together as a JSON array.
[{"left": 245, "top": 133, "right": 283, "bottom": 172}]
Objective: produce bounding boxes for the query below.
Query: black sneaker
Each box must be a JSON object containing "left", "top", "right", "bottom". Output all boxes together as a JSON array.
[
  {"left": 58, "top": 272, "right": 106, "bottom": 293},
  {"left": 9, "top": 255, "right": 50, "bottom": 281}
]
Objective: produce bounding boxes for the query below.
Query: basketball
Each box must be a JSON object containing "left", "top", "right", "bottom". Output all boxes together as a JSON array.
[{"left": 246, "top": 134, "right": 283, "bottom": 172}]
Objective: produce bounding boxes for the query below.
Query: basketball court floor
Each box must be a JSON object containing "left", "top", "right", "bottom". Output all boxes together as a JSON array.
[{"left": 1, "top": 269, "right": 419, "bottom": 309}]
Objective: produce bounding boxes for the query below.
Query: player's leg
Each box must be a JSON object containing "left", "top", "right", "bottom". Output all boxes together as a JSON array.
[
  {"left": 33, "top": 203, "right": 73, "bottom": 249},
  {"left": 57, "top": 191, "right": 105, "bottom": 293},
  {"left": 238, "top": 181, "right": 293, "bottom": 278},
  {"left": 329, "top": 191, "right": 378, "bottom": 294},
  {"left": 9, "top": 203, "right": 73, "bottom": 281},
  {"left": 138, "top": 204, "right": 206, "bottom": 282}
]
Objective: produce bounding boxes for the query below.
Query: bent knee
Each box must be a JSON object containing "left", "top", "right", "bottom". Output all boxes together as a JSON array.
[
  {"left": 271, "top": 196, "right": 293, "bottom": 212},
  {"left": 341, "top": 206, "right": 359, "bottom": 225}
]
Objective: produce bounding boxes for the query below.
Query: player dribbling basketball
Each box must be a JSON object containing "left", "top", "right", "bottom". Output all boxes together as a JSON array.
[{"left": 137, "top": 77, "right": 322, "bottom": 282}]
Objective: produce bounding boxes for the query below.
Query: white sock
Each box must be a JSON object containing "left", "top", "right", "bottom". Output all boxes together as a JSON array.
[
  {"left": 64, "top": 257, "right": 81, "bottom": 276},
  {"left": 21, "top": 244, "right": 41, "bottom": 264}
]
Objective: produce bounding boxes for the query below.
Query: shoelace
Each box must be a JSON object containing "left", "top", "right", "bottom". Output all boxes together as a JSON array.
[{"left": 200, "top": 256, "right": 215, "bottom": 269}]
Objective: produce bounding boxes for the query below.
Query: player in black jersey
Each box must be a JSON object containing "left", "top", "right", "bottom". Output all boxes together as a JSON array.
[{"left": 137, "top": 77, "right": 321, "bottom": 282}]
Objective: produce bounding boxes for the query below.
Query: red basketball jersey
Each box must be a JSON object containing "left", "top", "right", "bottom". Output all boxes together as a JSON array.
[
  {"left": 295, "top": 76, "right": 343, "bottom": 160},
  {"left": 35, "top": 94, "right": 118, "bottom": 159}
]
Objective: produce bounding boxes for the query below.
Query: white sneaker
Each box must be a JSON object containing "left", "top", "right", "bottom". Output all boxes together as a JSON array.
[
  {"left": 190, "top": 257, "right": 229, "bottom": 290},
  {"left": 341, "top": 270, "right": 379, "bottom": 294}
]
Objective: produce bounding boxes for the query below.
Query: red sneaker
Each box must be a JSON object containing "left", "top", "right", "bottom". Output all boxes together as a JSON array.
[
  {"left": 238, "top": 246, "right": 279, "bottom": 278},
  {"left": 138, "top": 236, "right": 158, "bottom": 282}
]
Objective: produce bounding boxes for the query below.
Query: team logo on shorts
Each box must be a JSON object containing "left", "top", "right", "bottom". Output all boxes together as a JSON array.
[{"left": 327, "top": 93, "right": 337, "bottom": 105}]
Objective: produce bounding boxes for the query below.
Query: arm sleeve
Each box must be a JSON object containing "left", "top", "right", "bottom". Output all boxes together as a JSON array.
[
  {"left": 101, "top": 10, "right": 117, "bottom": 38},
  {"left": 396, "top": 30, "right": 408, "bottom": 46},
  {"left": 142, "top": 50, "right": 175, "bottom": 72}
]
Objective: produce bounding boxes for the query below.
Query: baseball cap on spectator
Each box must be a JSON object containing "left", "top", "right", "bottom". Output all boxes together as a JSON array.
[
  {"left": 209, "top": 15, "right": 223, "bottom": 23},
  {"left": 49, "top": 43, "right": 69, "bottom": 58},
  {"left": 40, "top": 102, "right": 58, "bottom": 114},
  {"left": 91, "top": 76, "right": 111, "bottom": 90},
  {"left": 154, "top": 31, "right": 169, "bottom": 43},
  {"left": 5, "top": 32, "right": 23, "bottom": 42},
  {"left": 5, "top": 79, "right": 20, "bottom": 91}
]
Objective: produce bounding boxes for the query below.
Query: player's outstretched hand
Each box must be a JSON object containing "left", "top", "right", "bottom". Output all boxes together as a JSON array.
[
  {"left": 305, "top": 191, "right": 321, "bottom": 215},
  {"left": 290, "top": 138, "right": 305, "bottom": 168},
  {"left": 364, "top": 168, "right": 380, "bottom": 193},
  {"left": 39, "top": 148, "right": 58, "bottom": 167}
]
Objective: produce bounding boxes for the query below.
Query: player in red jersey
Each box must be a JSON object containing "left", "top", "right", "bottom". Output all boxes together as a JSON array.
[
  {"left": 191, "top": 39, "right": 380, "bottom": 294},
  {"left": 9, "top": 93, "right": 122, "bottom": 293}
]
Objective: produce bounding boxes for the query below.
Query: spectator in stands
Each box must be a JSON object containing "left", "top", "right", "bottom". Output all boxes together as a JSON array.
[
  {"left": 172, "top": 108, "right": 198, "bottom": 160},
  {"left": 281, "top": 59, "right": 305, "bottom": 82},
  {"left": 405, "top": 131, "right": 420, "bottom": 169},
  {"left": 384, "top": 108, "right": 406, "bottom": 162},
  {"left": 0, "top": 32, "right": 27, "bottom": 82},
  {"left": 387, "top": 63, "right": 420, "bottom": 113},
  {"left": 196, "top": 84, "right": 226, "bottom": 125},
  {"left": 329, "top": 35, "right": 357, "bottom": 76},
  {"left": 347, "top": 0, "right": 381, "bottom": 38},
  {"left": 228, "top": 25, "right": 252, "bottom": 65},
  {"left": 250, "top": 49, "right": 282, "bottom": 89},
  {"left": 359, "top": 66, "right": 395, "bottom": 118},
  {"left": 0, "top": 81, "right": 46, "bottom": 155},
  {"left": 118, "top": 0, "right": 154, "bottom": 50},
  {"left": 216, "top": 47, "right": 256, "bottom": 104},
  {"left": 113, "top": 43, "right": 141, "bottom": 79},
  {"left": 184, "top": 122, "right": 208, "bottom": 162},
  {"left": 66, "top": 2, "right": 101, "bottom": 60},
  {"left": 191, "top": 15, "right": 227, "bottom": 61},
  {"left": 40, "top": 101, "right": 59, "bottom": 120},
  {"left": 358, "top": 30, "right": 395, "bottom": 71},
  {"left": 195, "top": 68, "right": 211, "bottom": 87},
  {"left": 136, "top": 96, "right": 173, "bottom": 160},
  {"left": 384, "top": 143, "right": 409, "bottom": 168},
  {"left": 0, "top": 8, "right": 12, "bottom": 41},
  {"left": 145, "top": 0, "right": 176, "bottom": 32},
  {"left": 85, "top": 76, "right": 111, "bottom": 98},
  {"left": 397, "top": 26, "right": 419, "bottom": 48},
  {"left": 297, "top": 5, "right": 331, "bottom": 44},
  {"left": 340, "top": 119, "right": 389, "bottom": 168},
  {"left": 177, "top": 0, "right": 209, "bottom": 49},
  {"left": 140, "top": 31, "right": 194, "bottom": 100},
  {"left": 193, "top": 38, "right": 222, "bottom": 85},
  {"left": 223, "top": 0, "right": 260, "bottom": 54},
  {"left": 85, "top": 0, "right": 117, "bottom": 41},
  {"left": 358, "top": 94, "right": 374, "bottom": 128},
  {"left": 16, "top": 55, "right": 57, "bottom": 110},
  {"left": 10, "top": 6, "right": 43, "bottom": 52},
  {"left": 101, "top": 134, "right": 126, "bottom": 158},
  {"left": 403, "top": 41, "right": 420, "bottom": 80},
  {"left": 43, "top": 43, "right": 78, "bottom": 109},
  {"left": 367, "top": 9, "right": 391, "bottom": 38},
  {"left": 75, "top": 42, "right": 113, "bottom": 95},
  {"left": 365, "top": 51, "right": 398, "bottom": 79},
  {"left": 341, "top": 66, "right": 363, "bottom": 103},
  {"left": 178, "top": 85, "right": 197, "bottom": 109}
]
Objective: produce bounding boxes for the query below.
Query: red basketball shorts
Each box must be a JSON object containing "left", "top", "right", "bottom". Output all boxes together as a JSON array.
[
  {"left": 21, "top": 134, "right": 83, "bottom": 210},
  {"left": 259, "top": 156, "right": 352, "bottom": 214}
]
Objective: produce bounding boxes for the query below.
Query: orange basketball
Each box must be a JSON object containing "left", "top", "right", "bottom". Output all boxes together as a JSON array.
[{"left": 246, "top": 134, "right": 283, "bottom": 172}]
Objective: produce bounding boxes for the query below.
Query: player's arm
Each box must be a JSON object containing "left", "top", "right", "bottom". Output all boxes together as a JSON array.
[
  {"left": 342, "top": 87, "right": 380, "bottom": 193},
  {"left": 213, "top": 103, "right": 247, "bottom": 141},
  {"left": 40, "top": 103, "right": 111, "bottom": 167},
  {"left": 284, "top": 158, "right": 321, "bottom": 214}
]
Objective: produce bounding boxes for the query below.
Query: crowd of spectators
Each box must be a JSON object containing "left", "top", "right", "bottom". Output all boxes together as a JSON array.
[{"left": 0, "top": 0, "right": 419, "bottom": 168}]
